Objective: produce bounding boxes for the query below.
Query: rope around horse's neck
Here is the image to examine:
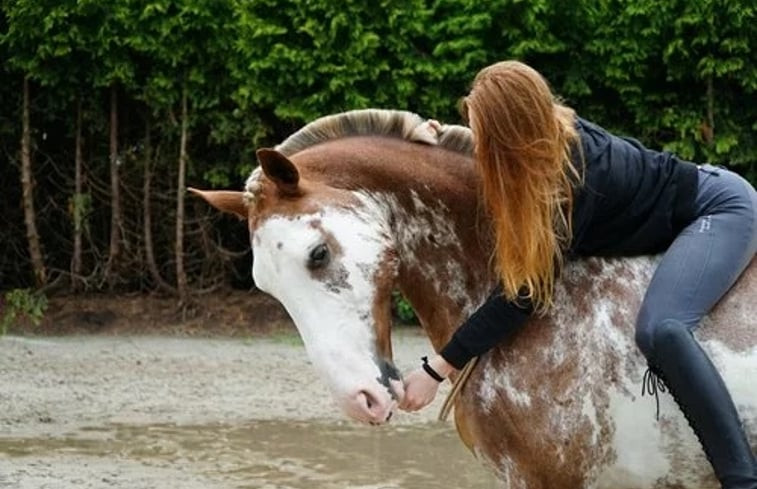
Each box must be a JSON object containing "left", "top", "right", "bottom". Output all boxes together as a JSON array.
[{"left": 438, "top": 356, "right": 479, "bottom": 422}]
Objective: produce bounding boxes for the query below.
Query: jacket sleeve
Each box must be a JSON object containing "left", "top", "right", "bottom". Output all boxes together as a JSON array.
[{"left": 440, "top": 285, "right": 533, "bottom": 369}]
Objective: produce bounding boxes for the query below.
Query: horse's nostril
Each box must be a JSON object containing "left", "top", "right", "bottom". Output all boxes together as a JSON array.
[
  {"left": 386, "top": 411, "right": 393, "bottom": 422},
  {"left": 360, "top": 390, "right": 381, "bottom": 412},
  {"left": 360, "top": 390, "right": 376, "bottom": 410}
]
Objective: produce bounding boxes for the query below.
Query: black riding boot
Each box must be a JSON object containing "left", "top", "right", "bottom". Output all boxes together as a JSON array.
[{"left": 649, "top": 320, "right": 757, "bottom": 489}]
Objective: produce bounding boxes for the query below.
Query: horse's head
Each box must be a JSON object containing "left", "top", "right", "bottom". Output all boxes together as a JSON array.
[{"left": 192, "top": 147, "right": 403, "bottom": 425}]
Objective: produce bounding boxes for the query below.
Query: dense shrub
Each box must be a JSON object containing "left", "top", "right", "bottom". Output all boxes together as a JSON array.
[{"left": 1, "top": 0, "right": 754, "bottom": 293}]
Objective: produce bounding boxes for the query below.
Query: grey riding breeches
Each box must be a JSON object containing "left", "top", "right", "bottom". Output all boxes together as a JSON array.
[{"left": 635, "top": 164, "right": 757, "bottom": 357}]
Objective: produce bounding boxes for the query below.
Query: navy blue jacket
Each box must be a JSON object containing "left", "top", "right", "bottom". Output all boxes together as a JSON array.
[{"left": 440, "top": 117, "right": 699, "bottom": 369}]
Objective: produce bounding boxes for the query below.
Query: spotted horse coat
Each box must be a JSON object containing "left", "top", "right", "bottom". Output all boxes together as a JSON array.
[{"left": 192, "top": 109, "right": 756, "bottom": 489}]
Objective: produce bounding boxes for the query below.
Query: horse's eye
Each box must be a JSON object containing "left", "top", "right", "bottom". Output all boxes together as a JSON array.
[{"left": 308, "top": 243, "right": 330, "bottom": 269}]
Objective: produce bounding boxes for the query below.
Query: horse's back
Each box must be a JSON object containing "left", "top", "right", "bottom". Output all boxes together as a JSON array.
[{"left": 457, "top": 256, "right": 756, "bottom": 489}]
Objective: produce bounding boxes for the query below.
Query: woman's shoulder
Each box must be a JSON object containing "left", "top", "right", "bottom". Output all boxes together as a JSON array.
[
  {"left": 576, "top": 116, "right": 659, "bottom": 154},
  {"left": 575, "top": 116, "right": 660, "bottom": 168},
  {"left": 574, "top": 117, "right": 612, "bottom": 162}
]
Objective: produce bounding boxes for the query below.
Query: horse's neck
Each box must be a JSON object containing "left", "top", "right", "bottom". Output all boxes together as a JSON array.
[
  {"left": 299, "top": 137, "right": 494, "bottom": 350},
  {"left": 382, "top": 181, "right": 494, "bottom": 351}
]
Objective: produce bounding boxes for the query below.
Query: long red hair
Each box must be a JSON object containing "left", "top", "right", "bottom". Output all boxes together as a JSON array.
[{"left": 462, "top": 61, "right": 581, "bottom": 311}]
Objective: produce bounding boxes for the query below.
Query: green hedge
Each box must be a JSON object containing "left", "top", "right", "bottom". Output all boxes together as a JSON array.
[{"left": 1, "top": 0, "right": 754, "bottom": 291}]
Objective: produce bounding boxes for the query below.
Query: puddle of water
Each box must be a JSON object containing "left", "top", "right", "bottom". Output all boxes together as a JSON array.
[{"left": 0, "top": 421, "right": 499, "bottom": 488}]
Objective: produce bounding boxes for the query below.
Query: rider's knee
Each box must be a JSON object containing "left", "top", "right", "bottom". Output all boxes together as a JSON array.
[{"left": 636, "top": 317, "right": 688, "bottom": 360}]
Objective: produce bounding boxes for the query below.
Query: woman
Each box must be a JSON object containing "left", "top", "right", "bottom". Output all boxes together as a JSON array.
[{"left": 399, "top": 61, "right": 757, "bottom": 488}]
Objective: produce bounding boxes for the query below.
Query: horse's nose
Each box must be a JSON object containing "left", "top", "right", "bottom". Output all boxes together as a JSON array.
[{"left": 354, "top": 388, "right": 394, "bottom": 424}]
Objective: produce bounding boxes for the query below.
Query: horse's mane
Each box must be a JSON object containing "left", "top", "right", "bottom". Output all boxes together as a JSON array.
[
  {"left": 245, "top": 109, "right": 473, "bottom": 205},
  {"left": 275, "top": 109, "right": 474, "bottom": 157}
]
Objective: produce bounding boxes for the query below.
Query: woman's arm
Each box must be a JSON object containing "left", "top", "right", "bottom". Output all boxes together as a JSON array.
[
  {"left": 441, "top": 285, "right": 534, "bottom": 369},
  {"left": 399, "top": 286, "right": 533, "bottom": 412}
]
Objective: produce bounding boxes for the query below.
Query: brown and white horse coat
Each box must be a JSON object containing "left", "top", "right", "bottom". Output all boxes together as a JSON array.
[{"left": 193, "top": 109, "right": 756, "bottom": 488}]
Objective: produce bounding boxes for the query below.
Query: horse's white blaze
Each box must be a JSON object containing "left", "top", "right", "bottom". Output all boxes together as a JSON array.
[{"left": 252, "top": 198, "right": 394, "bottom": 418}]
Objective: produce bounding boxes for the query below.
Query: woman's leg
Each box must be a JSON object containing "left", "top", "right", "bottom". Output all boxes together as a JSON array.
[{"left": 635, "top": 166, "right": 757, "bottom": 488}]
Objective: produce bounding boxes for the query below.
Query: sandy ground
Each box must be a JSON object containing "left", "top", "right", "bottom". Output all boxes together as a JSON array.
[
  {"left": 0, "top": 331, "right": 493, "bottom": 489},
  {"left": 0, "top": 331, "right": 447, "bottom": 433}
]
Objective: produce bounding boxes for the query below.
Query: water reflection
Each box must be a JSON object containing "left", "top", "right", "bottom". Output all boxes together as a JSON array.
[{"left": 1, "top": 421, "right": 498, "bottom": 488}]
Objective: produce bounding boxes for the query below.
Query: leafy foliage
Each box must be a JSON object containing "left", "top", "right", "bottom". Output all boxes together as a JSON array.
[
  {"left": 0, "top": 0, "right": 755, "bottom": 293},
  {"left": 0, "top": 289, "right": 48, "bottom": 334},
  {"left": 392, "top": 291, "right": 418, "bottom": 325},
  {"left": 588, "top": 0, "right": 756, "bottom": 178}
]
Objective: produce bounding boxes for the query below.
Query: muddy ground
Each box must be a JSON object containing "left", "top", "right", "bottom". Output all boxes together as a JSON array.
[{"left": 0, "top": 330, "right": 496, "bottom": 488}]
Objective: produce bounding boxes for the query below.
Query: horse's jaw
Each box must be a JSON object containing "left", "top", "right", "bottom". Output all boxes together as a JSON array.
[{"left": 383, "top": 190, "right": 493, "bottom": 351}]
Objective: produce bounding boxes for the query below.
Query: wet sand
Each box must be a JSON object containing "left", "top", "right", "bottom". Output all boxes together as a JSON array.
[{"left": 0, "top": 332, "right": 497, "bottom": 488}]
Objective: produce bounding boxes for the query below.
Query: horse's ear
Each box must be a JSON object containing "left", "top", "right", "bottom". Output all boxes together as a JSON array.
[
  {"left": 256, "top": 148, "right": 300, "bottom": 196},
  {"left": 188, "top": 188, "right": 247, "bottom": 219}
]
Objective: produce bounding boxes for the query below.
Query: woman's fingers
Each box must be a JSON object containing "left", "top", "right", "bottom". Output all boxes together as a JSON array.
[
  {"left": 398, "top": 368, "right": 440, "bottom": 412},
  {"left": 410, "top": 119, "right": 443, "bottom": 145}
]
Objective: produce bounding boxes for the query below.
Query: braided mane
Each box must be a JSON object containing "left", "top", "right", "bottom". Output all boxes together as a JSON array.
[
  {"left": 276, "top": 108, "right": 473, "bottom": 157},
  {"left": 245, "top": 109, "right": 473, "bottom": 204}
]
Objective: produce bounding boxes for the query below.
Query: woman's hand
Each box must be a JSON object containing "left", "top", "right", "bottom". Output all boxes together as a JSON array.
[
  {"left": 398, "top": 355, "right": 457, "bottom": 412},
  {"left": 410, "top": 119, "right": 443, "bottom": 145}
]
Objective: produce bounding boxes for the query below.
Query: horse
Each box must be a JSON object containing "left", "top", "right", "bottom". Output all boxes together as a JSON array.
[{"left": 191, "top": 109, "right": 756, "bottom": 488}]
